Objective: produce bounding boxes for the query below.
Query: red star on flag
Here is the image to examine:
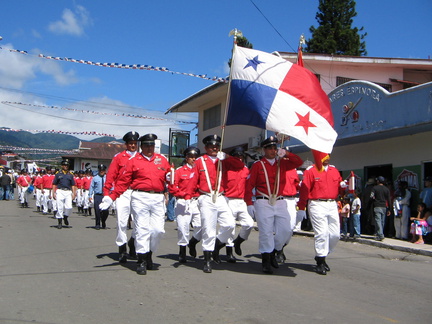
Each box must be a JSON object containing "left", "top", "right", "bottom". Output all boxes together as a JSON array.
[{"left": 295, "top": 112, "right": 316, "bottom": 134}]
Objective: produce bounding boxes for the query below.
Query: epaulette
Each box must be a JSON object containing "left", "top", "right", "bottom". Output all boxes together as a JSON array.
[{"left": 306, "top": 165, "right": 314, "bottom": 170}]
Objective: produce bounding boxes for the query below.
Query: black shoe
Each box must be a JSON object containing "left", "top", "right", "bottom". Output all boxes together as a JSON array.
[
  {"left": 146, "top": 251, "right": 153, "bottom": 270},
  {"left": 315, "top": 256, "right": 327, "bottom": 275},
  {"left": 233, "top": 235, "right": 245, "bottom": 256},
  {"left": 212, "top": 238, "right": 226, "bottom": 264},
  {"left": 88, "top": 208, "right": 92, "bottom": 216},
  {"left": 57, "top": 219, "right": 62, "bottom": 229},
  {"left": 275, "top": 249, "right": 286, "bottom": 264},
  {"left": 128, "top": 237, "right": 136, "bottom": 259},
  {"left": 226, "top": 246, "right": 237, "bottom": 263},
  {"left": 119, "top": 244, "right": 127, "bottom": 263},
  {"left": 270, "top": 250, "right": 279, "bottom": 268},
  {"left": 37, "top": 206, "right": 40, "bottom": 212},
  {"left": 63, "top": 216, "right": 69, "bottom": 226},
  {"left": 95, "top": 225, "right": 101, "bottom": 230},
  {"left": 179, "top": 245, "right": 187, "bottom": 263},
  {"left": 101, "top": 222, "right": 106, "bottom": 229},
  {"left": 188, "top": 236, "right": 200, "bottom": 258},
  {"left": 136, "top": 253, "right": 147, "bottom": 275},
  {"left": 262, "top": 253, "right": 273, "bottom": 274},
  {"left": 203, "top": 251, "right": 212, "bottom": 273}
]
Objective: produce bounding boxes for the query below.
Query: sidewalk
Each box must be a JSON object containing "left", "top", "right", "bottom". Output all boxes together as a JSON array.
[{"left": 293, "top": 229, "right": 432, "bottom": 257}]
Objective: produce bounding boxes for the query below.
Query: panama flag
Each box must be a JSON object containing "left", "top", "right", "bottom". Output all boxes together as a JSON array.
[{"left": 226, "top": 45, "right": 337, "bottom": 153}]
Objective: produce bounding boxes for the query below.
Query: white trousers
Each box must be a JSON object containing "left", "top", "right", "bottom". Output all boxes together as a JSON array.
[
  {"left": 308, "top": 200, "right": 340, "bottom": 257},
  {"left": 198, "top": 195, "right": 235, "bottom": 252},
  {"left": 56, "top": 190, "right": 73, "bottom": 219},
  {"left": 131, "top": 191, "right": 166, "bottom": 254},
  {"left": 82, "top": 190, "right": 90, "bottom": 209},
  {"left": 41, "top": 190, "right": 54, "bottom": 213},
  {"left": 175, "top": 198, "right": 202, "bottom": 246},
  {"left": 226, "top": 198, "right": 254, "bottom": 246},
  {"left": 284, "top": 197, "right": 298, "bottom": 244},
  {"left": 115, "top": 189, "right": 135, "bottom": 247},
  {"left": 394, "top": 204, "right": 410, "bottom": 240},
  {"left": 19, "top": 186, "right": 30, "bottom": 204},
  {"left": 254, "top": 198, "right": 291, "bottom": 253},
  {"left": 35, "top": 189, "right": 43, "bottom": 207}
]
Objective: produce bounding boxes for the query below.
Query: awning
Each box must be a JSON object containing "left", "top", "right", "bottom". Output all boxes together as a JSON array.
[{"left": 390, "top": 78, "right": 420, "bottom": 86}]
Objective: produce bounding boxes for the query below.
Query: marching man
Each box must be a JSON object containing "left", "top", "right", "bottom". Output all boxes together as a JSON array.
[{"left": 100, "top": 133, "right": 171, "bottom": 275}]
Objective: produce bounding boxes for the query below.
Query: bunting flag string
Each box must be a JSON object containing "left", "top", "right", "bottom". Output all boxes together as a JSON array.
[
  {"left": 0, "top": 127, "right": 116, "bottom": 138},
  {"left": 0, "top": 145, "right": 75, "bottom": 154},
  {"left": 1, "top": 47, "right": 229, "bottom": 83},
  {"left": 2, "top": 101, "right": 196, "bottom": 124}
]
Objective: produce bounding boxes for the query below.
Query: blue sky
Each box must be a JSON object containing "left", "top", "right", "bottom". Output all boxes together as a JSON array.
[{"left": 0, "top": 0, "right": 431, "bottom": 145}]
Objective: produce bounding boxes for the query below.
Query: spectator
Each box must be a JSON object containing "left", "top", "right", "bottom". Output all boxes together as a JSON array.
[
  {"left": 339, "top": 196, "right": 350, "bottom": 239},
  {"left": 370, "top": 176, "right": 391, "bottom": 241},
  {"left": 349, "top": 190, "right": 361, "bottom": 238},
  {"left": 1, "top": 169, "right": 12, "bottom": 200},
  {"left": 409, "top": 203, "right": 430, "bottom": 244},
  {"left": 394, "top": 181, "right": 411, "bottom": 240},
  {"left": 419, "top": 176, "right": 432, "bottom": 209}
]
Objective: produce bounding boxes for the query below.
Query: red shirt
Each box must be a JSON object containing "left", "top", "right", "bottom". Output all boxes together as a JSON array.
[
  {"left": 33, "top": 176, "right": 43, "bottom": 188},
  {"left": 104, "top": 150, "right": 135, "bottom": 196},
  {"left": 168, "top": 164, "right": 198, "bottom": 199},
  {"left": 297, "top": 164, "right": 343, "bottom": 210},
  {"left": 82, "top": 177, "right": 92, "bottom": 190},
  {"left": 185, "top": 155, "right": 244, "bottom": 200},
  {"left": 223, "top": 161, "right": 249, "bottom": 199},
  {"left": 108, "top": 153, "right": 171, "bottom": 200},
  {"left": 17, "top": 175, "right": 32, "bottom": 187},
  {"left": 245, "top": 152, "right": 303, "bottom": 205},
  {"left": 282, "top": 168, "right": 300, "bottom": 196},
  {"left": 41, "top": 174, "right": 55, "bottom": 189}
]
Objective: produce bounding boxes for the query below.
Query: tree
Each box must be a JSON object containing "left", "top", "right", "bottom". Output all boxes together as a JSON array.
[
  {"left": 305, "top": 0, "right": 367, "bottom": 56},
  {"left": 228, "top": 36, "right": 253, "bottom": 67}
]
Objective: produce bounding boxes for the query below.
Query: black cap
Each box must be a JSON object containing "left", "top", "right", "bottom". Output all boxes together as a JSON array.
[
  {"left": 376, "top": 176, "right": 385, "bottom": 183},
  {"left": 123, "top": 131, "right": 140, "bottom": 143},
  {"left": 78, "top": 170, "right": 85, "bottom": 174},
  {"left": 229, "top": 146, "right": 245, "bottom": 157},
  {"left": 46, "top": 166, "right": 52, "bottom": 171},
  {"left": 139, "top": 133, "right": 157, "bottom": 145},
  {"left": 424, "top": 176, "right": 432, "bottom": 182},
  {"left": 261, "top": 136, "right": 278, "bottom": 148},
  {"left": 61, "top": 159, "right": 70, "bottom": 166},
  {"left": 202, "top": 134, "right": 221, "bottom": 146},
  {"left": 41, "top": 169, "right": 46, "bottom": 174},
  {"left": 98, "top": 164, "right": 107, "bottom": 171},
  {"left": 184, "top": 146, "right": 200, "bottom": 157}
]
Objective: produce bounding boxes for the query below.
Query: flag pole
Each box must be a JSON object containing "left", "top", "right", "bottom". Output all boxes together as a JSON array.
[
  {"left": 219, "top": 28, "right": 242, "bottom": 151},
  {"left": 212, "top": 29, "right": 241, "bottom": 203}
]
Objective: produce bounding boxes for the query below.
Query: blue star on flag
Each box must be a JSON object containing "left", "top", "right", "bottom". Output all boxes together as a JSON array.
[{"left": 244, "top": 55, "right": 264, "bottom": 71}]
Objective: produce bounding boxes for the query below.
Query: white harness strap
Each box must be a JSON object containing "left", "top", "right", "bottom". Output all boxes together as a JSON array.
[
  {"left": 202, "top": 158, "right": 222, "bottom": 203},
  {"left": 259, "top": 160, "right": 280, "bottom": 206}
]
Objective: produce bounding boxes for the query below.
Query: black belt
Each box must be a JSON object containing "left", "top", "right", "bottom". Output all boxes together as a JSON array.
[
  {"left": 133, "top": 189, "right": 164, "bottom": 194},
  {"left": 256, "top": 196, "right": 284, "bottom": 201},
  {"left": 283, "top": 196, "right": 296, "bottom": 198},
  {"left": 313, "top": 199, "right": 335, "bottom": 202},
  {"left": 58, "top": 188, "right": 71, "bottom": 191},
  {"left": 94, "top": 193, "right": 103, "bottom": 196}
]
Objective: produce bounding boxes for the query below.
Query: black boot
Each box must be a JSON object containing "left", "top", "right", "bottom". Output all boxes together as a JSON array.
[
  {"left": 275, "top": 249, "right": 286, "bottom": 264},
  {"left": 37, "top": 206, "right": 40, "bottom": 212},
  {"left": 226, "top": 246, "right": 237, "bottom": 263},
  {"left": 119, "top": 244, "right": 127, "bottom": 263},
  {"left": 136, "top": 253, "right": 147, "bottom": 275},
  {"left": 25, "top": 202, "right": 28, "bottom": 208},
  {"left": 212, "top": 238, "right": 226, "bottom": 264},
  {"left": 270, "top": 250, "right": 279, "bottom": 268},
  {"left": 315, "top": 256, "right": 327, "bottom": 275},
  {"left": 63, "top": 216, "right": 69, "bottom": 226},
  {"left": 203, "top": 251, "right": 212, "bottom": 273},
  {"left": 57, "top": 218, "right": 62, "bottom": 229},
  {"left": 315, "top": 256, "right": 330, "bottom": 272},
  {"left": 188, "top": 236, "right": 200, "bottom": 258},
  {"left": 146, "top": 251, "right": 153, "bottom": 270},
  {"left": 21, "top": 203, "right": 25, "bottom": 208},
  {"left": 83, "top": 209, "right": 88, "bottom": 216},
  {"left": 233, "top": 235, "right": 245, "bottom": 256},
  {"left": 88, "top": 208, "right": 92, "bottom": 216},
  {"left": 128, "top": 237, "right": 136, "bottom": 259},
  {"left": 179, "top": 245, "right": 187, "bottom": 263},
  {"left": 262, "top": 253, "right": 273, "bottom": 274}
]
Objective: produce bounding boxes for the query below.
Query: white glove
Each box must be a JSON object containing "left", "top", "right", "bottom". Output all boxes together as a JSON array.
[
  {"left": 184, "top": 200, "right": 191, "bottom": 214},
  {"left": 247, "top": 205, "right": 255, "bottom": 218},
  {"left": 277, "top": 148, "right": 287, "bottom": 157},
  {"left": 216, "top": 151, "right": 226, "bottom": 160},
  {"left": 166, "top": 173, "right": 171, "bottom": 183},
  {"left": 296, "top": 210, "right": 306, "bottom": 222},
  {"left": 340, "top": 181, "right": 348, "bottom": 188},
  {"left": 99, "top": 196, "right": 113, "bottom": 210}
]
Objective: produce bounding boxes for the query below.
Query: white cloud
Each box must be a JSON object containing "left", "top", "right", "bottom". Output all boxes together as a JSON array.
[
  {"left": 0, "top": 43, "right": 78, "bottom": 88},
  {"left": 48, "top": 5, "right": 92, "bottom": 36}
]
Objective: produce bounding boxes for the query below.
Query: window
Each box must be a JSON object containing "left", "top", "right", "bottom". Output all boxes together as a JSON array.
[
  {"left": 336, "top": 76, "right": 392, "bottom": 92},
  {"left": 203, "top": 104, "right": 221, "bottom": 130}
]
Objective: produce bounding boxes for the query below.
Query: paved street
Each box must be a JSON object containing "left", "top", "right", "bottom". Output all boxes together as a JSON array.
[{"left": 1, "top": 198, "right": 431, "bottom": 324}]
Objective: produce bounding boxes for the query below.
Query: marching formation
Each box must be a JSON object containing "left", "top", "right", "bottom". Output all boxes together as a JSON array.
[{"left": 8, "top": 131, "right": 349, "bottom": 276}]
